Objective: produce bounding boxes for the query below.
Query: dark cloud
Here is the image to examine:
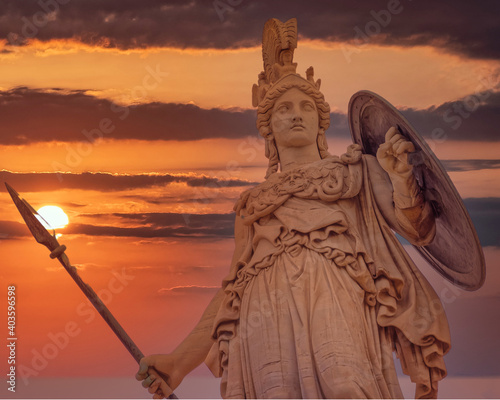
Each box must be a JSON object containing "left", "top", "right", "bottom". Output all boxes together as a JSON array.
[
  {"left": 1, "top": 1, "right": 499, "bottom": 60},
  {"left": 463, "top": 198, "right": 500, "bottom": 247},
  {"left": 61, "top": 202, "right": 88, "bottom": 208},
  {"left": 64, "top": 222, "right": 234, "bottom": 238},
  {"left": 401, "top": 90, "right": 500, "bottom": 142},
  {"left": 0, "top": 87, "right": 257, "bottom": 145},
  {"left": 0, "top": 170, "right": 255, "bottom": 192},
  {"left": 68, "top": 212, "right": 236, "bottom": 238},
  {"left": 329, "top": 111, "right": 350, "bottom": 140},
  {"left": 441, "top": 160, "right": 500, "bottom": 172},
  {"left": 0, "top": 220, "right": 29, "bottom": 239},
  {"left": 1, "top": 86, "right": 499, "bottom": 146},
  {"left": 0, "top": 212, "right": 235, "bottom": 239},
  {"left": 120, "top": 193, "right": 239, "bottom": 206},
  {"left": 108, "top": 212, "right": 235, "bottom": 230}
]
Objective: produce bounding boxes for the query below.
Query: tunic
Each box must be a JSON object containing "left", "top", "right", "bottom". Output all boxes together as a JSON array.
[{"left": 206, "top": 144, "right": 450, "bottom": 399}]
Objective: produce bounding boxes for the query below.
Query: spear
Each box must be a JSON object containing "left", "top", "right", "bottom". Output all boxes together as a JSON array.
[{"left": 5, "top": 182, "right": 177, "bottom": 399}]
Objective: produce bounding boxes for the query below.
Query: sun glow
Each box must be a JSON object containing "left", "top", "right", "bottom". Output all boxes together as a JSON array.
[{"left": 37, "top": 206, "right": 69, "bottom": 230}]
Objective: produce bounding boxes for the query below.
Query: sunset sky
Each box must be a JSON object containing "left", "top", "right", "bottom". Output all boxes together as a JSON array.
[{"left": 1, "top": 1, "right": 499, "bottom": 398}]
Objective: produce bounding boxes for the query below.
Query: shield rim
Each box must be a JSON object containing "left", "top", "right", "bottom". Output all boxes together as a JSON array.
[{"left": 348, "top": 90, "right": 485, "bottom": 291}]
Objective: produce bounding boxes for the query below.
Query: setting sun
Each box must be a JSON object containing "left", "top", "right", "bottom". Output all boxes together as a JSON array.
[{"left": 36, "top": 205, "right": 69, "bottom": 230}]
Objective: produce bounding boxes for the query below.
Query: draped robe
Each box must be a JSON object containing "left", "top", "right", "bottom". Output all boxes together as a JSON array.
[{"left": 206, "top": 144, "right": 450, "bottom": 399}]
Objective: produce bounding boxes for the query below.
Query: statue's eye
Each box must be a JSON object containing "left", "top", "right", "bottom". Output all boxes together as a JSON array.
[
  {"left": 277, "top": 104, "right": 289, "bottom": 112},
  {"left": 303, "top": 102, "right": 314, "bottom": 111}
]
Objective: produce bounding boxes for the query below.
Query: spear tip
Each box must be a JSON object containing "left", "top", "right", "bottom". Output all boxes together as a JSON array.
[{"left": 5, "top": 182, "right": 19, "bottom": 199}]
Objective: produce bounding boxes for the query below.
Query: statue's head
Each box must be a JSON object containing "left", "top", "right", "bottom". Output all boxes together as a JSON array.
[{"left": 252, "top": 18, "right": 331, "bottom": 178}]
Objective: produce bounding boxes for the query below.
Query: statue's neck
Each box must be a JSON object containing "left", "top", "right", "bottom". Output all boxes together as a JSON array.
[{"left": 278, "top": 144, "right": 322, "bottom": 172}]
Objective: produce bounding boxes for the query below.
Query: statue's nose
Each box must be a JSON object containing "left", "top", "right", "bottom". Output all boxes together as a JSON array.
[{"left": 292, "top": 115, "right": 303, "bottom": 123}]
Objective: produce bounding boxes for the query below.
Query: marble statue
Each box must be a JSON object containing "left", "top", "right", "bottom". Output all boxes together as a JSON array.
[{"left": 136, "top": 18, "right": 451, "bottom": 399}]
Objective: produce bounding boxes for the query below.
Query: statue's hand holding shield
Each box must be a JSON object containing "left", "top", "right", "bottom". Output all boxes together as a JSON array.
[{"left": 376, "top": 126, "right": 415, "bottom": 180}]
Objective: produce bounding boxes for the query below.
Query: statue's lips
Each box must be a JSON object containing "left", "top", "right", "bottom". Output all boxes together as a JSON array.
[{"left": 291, "top": 124, "right": 305, "bottom": 130}]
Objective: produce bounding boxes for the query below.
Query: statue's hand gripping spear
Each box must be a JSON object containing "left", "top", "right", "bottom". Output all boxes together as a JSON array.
[{"left": 5, "top": 183, "right": 177, "bottom": 399}]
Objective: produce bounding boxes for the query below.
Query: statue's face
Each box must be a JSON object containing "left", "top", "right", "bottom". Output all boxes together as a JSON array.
[{"left": 270, "top": 87, "right": 319, "bottom": 150}]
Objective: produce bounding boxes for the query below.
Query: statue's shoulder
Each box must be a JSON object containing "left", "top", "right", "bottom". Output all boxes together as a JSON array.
[
  {"left": 234, "top": 144, "right": 364, "bottom": 216},
  {"left": 339, "top": 143, "right": 363, "bottom": 165}
]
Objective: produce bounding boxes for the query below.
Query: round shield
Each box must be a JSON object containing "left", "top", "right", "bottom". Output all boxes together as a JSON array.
[{"left": 348, "top": 90, "right": 485, "bottom": 291}]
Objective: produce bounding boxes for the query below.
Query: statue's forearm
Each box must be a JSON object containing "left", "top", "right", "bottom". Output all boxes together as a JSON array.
[
  {"left": 391, "top": 173, "right": 436, "bottom": 246},
  {"left": 170, "top": 288, "right": 224, "bottom": 377}
]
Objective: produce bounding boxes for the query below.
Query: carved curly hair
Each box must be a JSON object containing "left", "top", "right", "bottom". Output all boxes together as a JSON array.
[{"left": 256, "top": 77, "right": 331, "bottom": 178}]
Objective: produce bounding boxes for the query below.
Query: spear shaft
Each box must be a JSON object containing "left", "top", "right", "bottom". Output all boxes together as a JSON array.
[
  {"left": 51, "top": 245, "right": 145, "bottom": 363},
  {"left": 5, "top": 183, "right": 176, "bottom": 399}
]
